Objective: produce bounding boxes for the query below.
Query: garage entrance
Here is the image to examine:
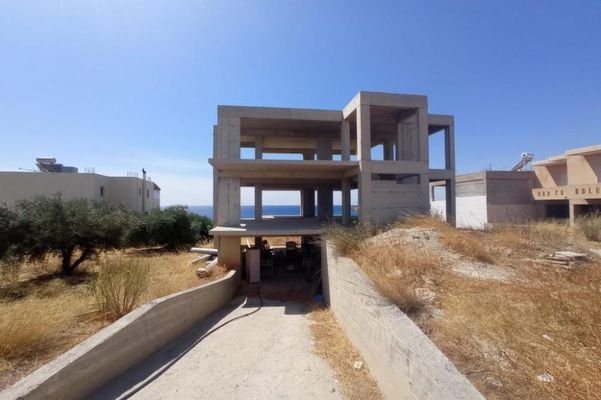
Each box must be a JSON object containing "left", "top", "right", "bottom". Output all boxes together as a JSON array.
[{"left": 212, "top": 217, "right": 327, "bottom": 302}]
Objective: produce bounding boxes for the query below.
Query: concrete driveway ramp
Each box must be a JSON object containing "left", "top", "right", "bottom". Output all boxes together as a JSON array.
[{"left": 92, "top": 297, "right": 341, "bottom": 400}]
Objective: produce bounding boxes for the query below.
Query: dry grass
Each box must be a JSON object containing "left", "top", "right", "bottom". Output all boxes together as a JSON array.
[
  {"left": 352, "top": 243, "right": 441, "bottom": 315},
  {"left": 0, "top": 250, "right": 226, "bottom": 389},
  {"left": 341, "top": 216, "right": 601, "bottom": 399},
  {"left": 429, "top": 263, "right": 601, "bottom": 400},
  {"left": 395, "top": 215, "right": 496, "bottom": 263},
  {"left": 308, "top": 307, "right": 382, "bottom": 400},
  {"left": 93, "top": 258, "right": 150, "bottom": 320},
  {"left": 578, "top": 212, "right": 601, "bottom": 242}
]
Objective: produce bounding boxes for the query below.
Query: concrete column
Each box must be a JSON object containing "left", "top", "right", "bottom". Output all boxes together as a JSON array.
[
  {"left": 317, "top": 185, "right": 333, "bottom": 220},
  {"left": 254, "top": 185, "right": 262, "bottom": 221},
  {"left": 356, "top": 105, "right": 371, "bottom": 161},
  {"left": 383, "top": 138, "right": 394, "bottom": 161},
  {"left": 341, "top": 120, "right": 350, "bottom": 161},
  {"left": 302, "top": 188, "right": 316, "bottom": 217},
  {"left": 342, "top": 178, "right": 351, "bottom": 225},
  {"left": 396, "top": 122, "right": 418, "bottom": 161},
  {"left": 216, "top": 116, "right": 241, "bottom": 160},
  {"left": 317, "top": 135, "right": 333, "bottom": 160},
  {"left": 445, "top": 179, "right": 456, "bottom": 227},
  {"left": 219, "top": 236, "right": 241, "bottom": 268},
  {"left": 569, "top": 200, "right": 577, "bottom": 227},
  {"left": 358, "top": 163, "right": 372, "bottom": 223},
  {"left": 445, "top": 125, "right": 455, "bottom": 170},
  {"left": 255, "top": 136, "right": 263, "bottom": 160},
  {"left": 216, "top": 177, "right": 240, "bottom": 226},
  {"left": 303, "top": 151, "right": 315, "bottom": 161},
  {"left": 417, "top": 108, "right": 429, "bottom": 163}
]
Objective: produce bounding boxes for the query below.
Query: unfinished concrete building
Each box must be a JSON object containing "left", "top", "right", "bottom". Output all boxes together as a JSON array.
[
  {"left": 532, "top": 144, "right": 601, "bottom": 225},
  {"left": 209, "top": 91, "right": 455, "bottom": 267}
]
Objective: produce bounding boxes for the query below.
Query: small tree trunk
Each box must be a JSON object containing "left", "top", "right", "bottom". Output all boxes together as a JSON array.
[
  {"left": 61, "top": 248, "right": 73, "bottom": 276},
  {"left": 69, "top": 248, "right": 92, "bottom": 273}
]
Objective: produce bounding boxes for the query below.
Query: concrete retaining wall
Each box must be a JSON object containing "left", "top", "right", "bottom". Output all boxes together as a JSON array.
[
  {"left": 322, "top": 241, "right": 484, "bottom": 400},
  {"left": 1, "top": 269, "right": 241, "bottom": 400}
]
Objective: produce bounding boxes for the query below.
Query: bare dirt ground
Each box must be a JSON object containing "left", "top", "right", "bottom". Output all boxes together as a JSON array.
[{"left": 91, "top": 297, "right": 343, "bottom": 400}]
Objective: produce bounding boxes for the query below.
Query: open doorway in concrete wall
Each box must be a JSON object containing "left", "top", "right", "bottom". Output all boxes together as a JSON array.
[
  {"left": 430, "top": 178, "right": 458, "bottom": 225},
  {"left": 429, "top": 128, "right": 446, "bottom": 169}
]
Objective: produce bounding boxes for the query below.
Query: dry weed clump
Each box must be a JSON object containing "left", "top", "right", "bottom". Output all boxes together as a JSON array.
[
  {"left": 490, "top": 220, "right": 574, "bottom": 254},
  {"left": 93, "top": 258, "right": 150, "bottom": 320},
  {"left": 396, "top": 215, "right": 496, "bottom": 264},
  {"left": 439, "top": 229, "right": 496, "bottom": 264},
  {"left": 326, "top": 222, "right": 376, "bottom": 256},
  {"left": 308, "top": 307, "right": 382, "bottom": 400},
  {"left": 352, "top": 243, "right": 441, "bottom": 315},
  {"left": 578, "top": 212, "right": 601, "bottom": 242}
]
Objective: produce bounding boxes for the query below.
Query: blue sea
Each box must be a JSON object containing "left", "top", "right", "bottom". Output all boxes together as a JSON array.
[{"left": 187, "top": 205, "right": 356, "bottom": 219}]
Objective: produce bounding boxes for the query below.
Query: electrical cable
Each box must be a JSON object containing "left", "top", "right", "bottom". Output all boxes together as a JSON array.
[{"left": 119, "top": 285, "right": 264, "bottom": 399}]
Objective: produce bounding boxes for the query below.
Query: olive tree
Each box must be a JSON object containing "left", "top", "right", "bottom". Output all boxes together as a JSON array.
[{"left": 14, "top": 196, "right": 132, "bottom": 276}]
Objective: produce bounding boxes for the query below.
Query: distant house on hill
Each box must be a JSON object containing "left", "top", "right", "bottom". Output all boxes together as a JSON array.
[{"left": 0, "top": 158, "right": 160, "bottom": 212}]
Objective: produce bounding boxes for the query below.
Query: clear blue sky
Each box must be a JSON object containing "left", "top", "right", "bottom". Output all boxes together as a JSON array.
[{"left": 1, "top": 1, "right": 600, "bottom": 205}]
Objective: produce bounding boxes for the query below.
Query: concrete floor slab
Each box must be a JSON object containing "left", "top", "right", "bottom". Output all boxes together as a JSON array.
[{"left": 91, "top": 297, "right": 341, "bottom": 400}]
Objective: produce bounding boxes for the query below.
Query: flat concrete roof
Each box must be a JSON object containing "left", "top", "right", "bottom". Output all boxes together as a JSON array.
[
  {"left": 210, "top": 217, "right": 326, "bottom": 237},
  {"left": 565, "top": 144, "right": 601, "bottom": 156},
  {"left": 533, "top": 155, "right": 567, "bottom": 167}
]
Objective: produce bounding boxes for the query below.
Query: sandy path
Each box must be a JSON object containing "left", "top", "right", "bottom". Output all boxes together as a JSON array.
[{"left": 91, "top": 297, "right": 342, "bottom": 400}]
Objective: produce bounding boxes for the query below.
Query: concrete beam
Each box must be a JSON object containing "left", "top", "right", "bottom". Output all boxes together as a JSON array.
[{"left": 218, "top": 105, "right": 342, "bottom": 121}]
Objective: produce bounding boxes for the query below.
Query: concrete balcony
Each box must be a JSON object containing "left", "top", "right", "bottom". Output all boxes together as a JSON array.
[{"left": 532, "top": 183, "right": 601, "bottom": 201}]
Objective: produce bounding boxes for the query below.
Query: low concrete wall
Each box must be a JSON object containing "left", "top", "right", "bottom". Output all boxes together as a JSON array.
[
  {"left": 322, "top": 241, "right": 484, "bottom": 400},
  {"left": 1, "top": 269, "right": 241, "bottom": 400}
]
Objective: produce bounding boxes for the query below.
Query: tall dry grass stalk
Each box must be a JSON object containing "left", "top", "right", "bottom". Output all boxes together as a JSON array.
[
  {"left": 92, "top": 258, "right": 150, "bottom": 320},
  {"left": 326, "top": 222, "right": 376, "bottom": 256},
  {"left": 578, "top": 212, "right": 601, "bottom": 242}
]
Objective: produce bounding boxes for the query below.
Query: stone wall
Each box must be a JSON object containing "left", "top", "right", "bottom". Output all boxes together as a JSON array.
[{"left": 322, "top": 241, "right": 484, "bottom": 400}]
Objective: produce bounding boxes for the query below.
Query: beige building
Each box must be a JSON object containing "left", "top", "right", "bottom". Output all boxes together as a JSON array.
[
  {"left": 532, "top": 144, "right": 601, "bottom": 225},
  {"left": 0, "top": 160, "right": 160, "bottom": 212},
  {"left": 209, "top": 91, "right": 455, "bottom": 267}
]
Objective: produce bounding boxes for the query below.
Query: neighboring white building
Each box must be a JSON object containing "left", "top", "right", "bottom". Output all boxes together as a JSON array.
[
  {"left": 431, "top": 171, "right": 543, "bottom": 229},
  {"left": 0, "top": 159, "right": 160, "bottom": 212}
]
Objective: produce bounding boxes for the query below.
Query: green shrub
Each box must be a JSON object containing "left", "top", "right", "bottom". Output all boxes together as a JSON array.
[
  {"left": 578, "top": 212, "right": 601, "bottom": 242},
  {"left": 127, "top": 206, "right": 207, "bottom": 249},
  {"left": 189, "top": 213, "right": 213, "bottom": 243},
  {"left": 0, "top": 207, "right": 20, "bottom": 260},
  {"left": 92, "top": 258, "right": 150, "bottom": 320}
]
